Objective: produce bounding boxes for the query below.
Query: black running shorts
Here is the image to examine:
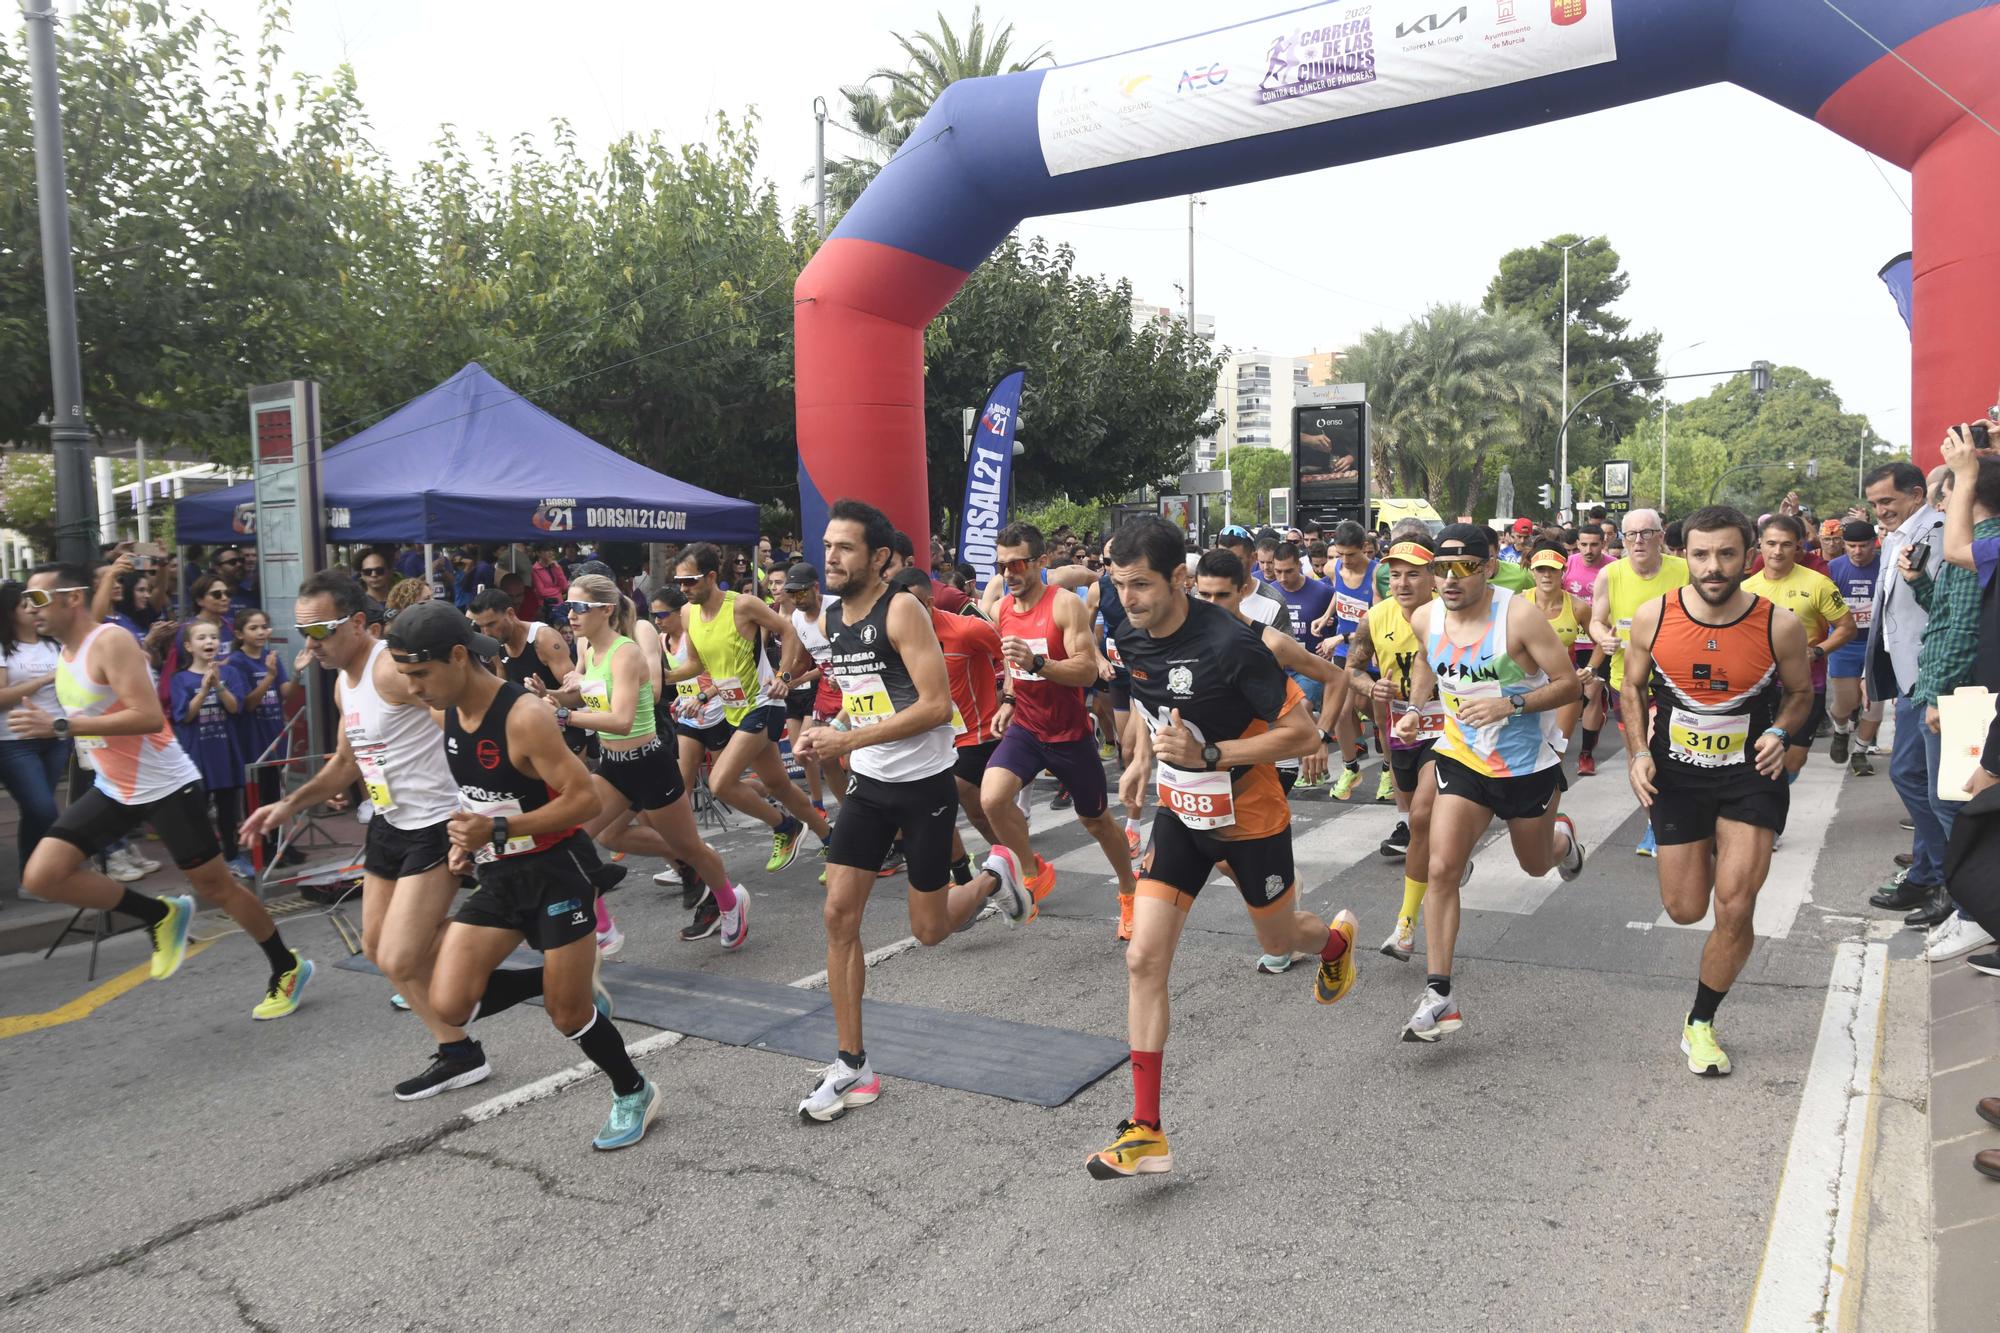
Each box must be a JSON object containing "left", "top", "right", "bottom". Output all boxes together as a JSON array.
[
  {"left": 825, "top": 768, "right": 957, "bottom": 892},
  {"left": 364, "top": 815, "right": 450, "bottom": 881},
  {"left": 597, "top": 734, "right": 685, "bottom": 812},
  {"left": 1142, "top": 811, "right": 1295, "bottom": 911},
  {"left": 676, "top": 719, "right": 733, "bottom": 754},
  {"left": 953, "top": 737, "right": 999, "bottom": 787},
  {"left": 1650, "top": 768, "right": 1789, "bottom": 845},
  {"left": 1431, "top": 754, "right": 1566, "bottom": 822},
  {"left": 453, "top": 831, "right": 598, "bottom": 951},
  {"left": 1389, "top": 741, "right": 1437, "bottom": 795},
  {"left": 1789, "top": 692, "right": 1828, "bottom": 749},
  {"left": 45, "top": 781, "right": 221, "bottom": 871},
  {"left": 785, "top": 687, "right": 817, "bottom": 722}
]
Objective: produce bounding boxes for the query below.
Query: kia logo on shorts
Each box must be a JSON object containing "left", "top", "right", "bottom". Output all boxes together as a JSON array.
[{"left": 476, "top": 739, "right": 502, "bottom": 770}]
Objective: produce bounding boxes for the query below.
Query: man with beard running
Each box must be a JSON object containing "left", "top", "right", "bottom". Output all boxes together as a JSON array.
[
  {"left": 1085, "top": 518, "right": 1357, "bottom": 1179},
  {"left": 793, "top": 500, "right": 1031, "bottom": 1122},
  {"left": 16, "top": 564, "right": 313, "bottom": 1018},
  {"left": 1396, "top": 526, "right": 1584, "bottom": 1042},
  {"left": 384, "top": 603, "right": 651, "bottom": 1148},
  {"left": 1619, "top": 507, "right": 1812, "bottom": 1076},
  {"left": 1743, "top": 513, "right": 1853, "bottom": 782}
]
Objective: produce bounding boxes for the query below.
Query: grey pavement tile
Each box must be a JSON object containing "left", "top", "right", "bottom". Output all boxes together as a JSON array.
[{"left": 1935, "top": 1213, "right": 2000, "bottom": 1333}]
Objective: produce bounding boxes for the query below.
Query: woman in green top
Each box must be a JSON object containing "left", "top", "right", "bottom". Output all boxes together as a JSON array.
[{"left": 545, "top": 574, "right": 747, "bottom": 950}]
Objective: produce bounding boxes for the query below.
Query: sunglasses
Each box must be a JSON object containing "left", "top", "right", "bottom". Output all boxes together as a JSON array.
[
  {"left": 205, "top": 588, "right": 231, "bottom": 599},
  {"left": 360, "top": 566, "right": 389, "bottom": 576},
  {"left": 22, "top": 586, "right": 87, "bottom": 608},
  {"left": 295, "top": 617, "right": 349, "bottom": 640},
  {"left": 1431, "top": 558, "right": 1485, "bottom": 579},
  {"left": 672, "top": 575, "right": 706, "bottom": 586},
  {"left": 649, "top": 609, "right": 676, "bottom": 620},
  {"left": 561, "top": 600, "right": 614, "bottom": 615},
  {"left": 999, "top": 558, "right": 1033, "bottom": 575}
]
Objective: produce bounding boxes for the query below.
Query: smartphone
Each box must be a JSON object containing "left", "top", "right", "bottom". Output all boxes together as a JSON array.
[
  {"left": 1973, "top": 421, "right": 1991, "bottom": 451},
  {"left": 1907, "top": 542, "right": 1931, "bottom": 574},
  {"left": 132, "top": 539, "right": 167, "bottom": 570}
]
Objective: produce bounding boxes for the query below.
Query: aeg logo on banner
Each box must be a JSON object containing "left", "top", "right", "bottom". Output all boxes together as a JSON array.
[
  {"left": 1176, "top": 63, "right": 1228, "bottom": 93},
  {"left": 532, "top": 499, "right": 577, "bottom": 532},
  {"left": 1552, "top": 0, "right": 1587, "bottom": 24}
]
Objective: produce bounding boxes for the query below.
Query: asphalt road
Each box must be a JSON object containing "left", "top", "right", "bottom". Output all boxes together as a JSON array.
[{"left": 0, "top": 728, "right": 1923, "bottom": 1331}]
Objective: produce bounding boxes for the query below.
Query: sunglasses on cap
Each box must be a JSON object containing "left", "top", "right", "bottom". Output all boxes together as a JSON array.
[
  {"left": 22, "top": 586, "right": 88, "bottom": 608},
  {"left": 1431, "top": 557, "right": 1485, "bottom": 579},
  {"left": 295, "top": 617, "right": 350, "bottom": 640}
]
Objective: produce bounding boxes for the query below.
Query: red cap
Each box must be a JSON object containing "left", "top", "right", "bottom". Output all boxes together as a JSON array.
[{"left": 1511, "top": 518, "right": 1535, "bottom": 535}]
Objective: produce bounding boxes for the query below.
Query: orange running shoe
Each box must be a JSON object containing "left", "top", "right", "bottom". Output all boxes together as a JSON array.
[
  {"left": 1116, "top": 893, "right": 1135, "bottom": 942},
  {"left": 1021, "top": 855, "right": 1057, "bottom": 924}
]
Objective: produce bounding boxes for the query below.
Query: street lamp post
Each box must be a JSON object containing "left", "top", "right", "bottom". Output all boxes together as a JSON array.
[
  {"left": 1556, "top": 239, "right": 1583, "bottom": 518},
  {"left": 1557, "top": 362, "right": 1773, "bottom": 499},
  {"left": 1659, "top": 339, "right": 1706, "bottom": 509}
]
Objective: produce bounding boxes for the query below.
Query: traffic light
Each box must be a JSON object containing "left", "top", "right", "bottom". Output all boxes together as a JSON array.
[
  {"left": 1750, "top": 360, "right": 1773, "bottom": 394},
  {"left": 1538, "top": 482, "right": 1554, "bottom": 509}
]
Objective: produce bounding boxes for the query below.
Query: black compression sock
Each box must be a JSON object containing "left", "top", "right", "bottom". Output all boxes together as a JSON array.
[
  {"left": 1690, "top": 981, "right": 1727, "bottom": 1026},
  {"left": 569, "top": 1011, "right": 643, "bottom": 1096},
  {"left": 950, "top": 856, "right": 973, "bottom": 885},
  {"left": 478, "top": 966, "right": 546, "bottom": 1019},
  {"left": 1426, "top": 973, "right": 1452, "bottom": 997},
  {"left": 840, "top": 1048, "right": 867, "bottom": 1069},
  {"left": 116, "top": 890, "right": 169, "bottom": 927},
  {"left": 441, "top": 1036, "right": 483, "bottom": 1059},
  {"left": 1580, "top": 727, "right": 1600, "bottom": 756},
  {"left": 257, "top": 929, "right": 294, "bottom": 976}
]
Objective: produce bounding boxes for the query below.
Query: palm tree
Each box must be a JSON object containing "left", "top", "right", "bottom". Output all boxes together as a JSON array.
[
  {"left": 1343, "top": 303, "right": 1559, "bottom": 515},
  {"left": 820, "top": 7, "right": 1054, "bottom": 212}
]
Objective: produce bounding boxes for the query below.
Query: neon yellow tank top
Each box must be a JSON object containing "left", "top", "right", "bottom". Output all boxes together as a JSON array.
[
  {"left": 1541, "top": 590, "right": 1583, "bottom": 652},
  {"left": 579, "top": 635, "right": 655, "bottom": 741},
  {"left": 1604, "top": 555, "right": 1690, "bottom": 690},
  {"left": 686, "top": 591, "right": 762, "bottom": 726}
]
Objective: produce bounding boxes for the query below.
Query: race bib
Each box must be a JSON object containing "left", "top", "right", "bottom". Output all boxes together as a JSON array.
[
  {"left": 839, "top": 671, "right": 895, "bottom": 728},
  {"left": 1390, "top": 699, "right": 1446, "bottom": 747},
  {"left": 579, "top": 681, "right": 610, "bottom": 713},
  {"left": 72, "top": 734, "right": 106, "bottom": 771},
  {"left": 1006, "top": 637, "right": 1051, "bottom": 681},
  {"left": 1103, "top": 636, "right": 1123, "bottom": 667},
  {"left": 347, "top": 728, "right": 396, "bottom": 812},
  {"left": 1667, "top": 707, "right": 1749, "bottom": 768},
  {"left": 1334, "top": 592, "right": 1370, "bottom": 624},
  {"left": 714, "top": 675, "right": 750, "bottom": 708},
  {"left": 949, "top": 705, "right": 967, "bottom": 737},
  {"left": 462, "top": 796, "right": 535, "bottom": 863},
  {"left": 1440, "top": 677, "right": 1502, "bottom": 719},
  {"left": 1156, "top": 762, "right": 1235, "bottom": 830},
  {"left": 1845, "top": 595, "right": 1873, "bottom": 628}
]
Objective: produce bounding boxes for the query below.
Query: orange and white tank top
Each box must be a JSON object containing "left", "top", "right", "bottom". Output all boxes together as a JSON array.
[{"left": 55, "top": 623, "right": 200, "bottom": 803}]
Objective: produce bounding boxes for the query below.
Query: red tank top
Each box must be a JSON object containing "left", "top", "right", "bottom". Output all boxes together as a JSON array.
[{"left": 998, "top": 586, "right": 1091, "bottom": 742}]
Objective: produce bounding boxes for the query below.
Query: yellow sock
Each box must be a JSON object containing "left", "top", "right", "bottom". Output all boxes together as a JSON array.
[{"left": 1399, "top": 876, "right": 1428, "bottom": 923}]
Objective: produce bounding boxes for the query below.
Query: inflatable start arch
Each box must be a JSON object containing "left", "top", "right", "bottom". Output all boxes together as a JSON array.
[{"left": 795, "top": 0, "right": 2000, "bottom": 563}]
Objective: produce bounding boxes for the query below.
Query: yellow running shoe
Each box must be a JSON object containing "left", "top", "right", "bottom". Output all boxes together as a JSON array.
[
  {"left": 1681, "top": 1017, "right": 1731, "bottom": 1077},
  {"left": 1086, "top": 1119, "right": 1171, "bottom": 1179},
  {"left": 1375, "top": 768, "right": 1395, "bottom": 802},
  {"left": 1330, "top": 767, "right": 1362, "bottom": 801},
  {"left": 149, "top": 893, "right": 195, "bottom": 980},
  {"left": 252, "top": 951, "right": 315, "bottom": 1020},
  {"left": 1314, "top": 909, "right": 1359, "bottom": 1005}
]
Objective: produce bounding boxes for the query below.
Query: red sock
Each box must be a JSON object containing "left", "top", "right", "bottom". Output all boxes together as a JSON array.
[
  {"left": 1129, "top": 1050, "right": 1162, "bottom": 1129},
  {"left": 1320, "top": 923, "right": 1349, "bottom": 962}
]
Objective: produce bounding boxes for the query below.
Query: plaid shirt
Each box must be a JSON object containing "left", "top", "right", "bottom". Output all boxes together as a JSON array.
[{"left": 1912, "top": 516, "right": 2000, "bottom": 707}]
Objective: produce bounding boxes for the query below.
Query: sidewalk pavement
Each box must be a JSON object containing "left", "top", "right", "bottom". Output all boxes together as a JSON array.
[{"left": 1930, "top": 952, "right": 2000, "bottom": 1330}]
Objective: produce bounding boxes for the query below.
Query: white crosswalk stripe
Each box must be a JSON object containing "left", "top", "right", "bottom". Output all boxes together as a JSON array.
[{"left": 1456, "top": 762, "right": 1641, "bottom": 916}]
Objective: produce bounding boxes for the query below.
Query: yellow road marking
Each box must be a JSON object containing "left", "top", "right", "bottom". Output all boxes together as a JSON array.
[{"left": 0, "top": 939, "right": 212, "bottom": 1039}]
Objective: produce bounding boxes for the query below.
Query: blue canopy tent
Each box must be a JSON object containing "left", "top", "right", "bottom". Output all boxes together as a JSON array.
[{"left": 177, "top": 363, "right": 759, "bottom": 546}]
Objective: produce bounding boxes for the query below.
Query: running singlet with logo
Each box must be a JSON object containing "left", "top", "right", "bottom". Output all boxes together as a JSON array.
[
  {"left": 1562, "top": 553, "right": 1604, "bottom": 610},
  {"left": 1326, "top": 561, "right": 1376, "bottom": 663},
  {"left": 343, "top": 640, "right": 460, "bottom": 831},
  {"left": 826, "top": 588, "right": 955, "bottom": 783},
  {"left": 998, "top": 588, "right": 1091, "bottom": 742},
  {"left": 1427, "top": 587, "right": 1562, "bottom": 779},
  {"left": 501, "top": 622, "right": 584, "bottom": 749},
  {"left": 443, "top": 682, "right": 578, "bottom": 861},
  {"left": 668, "top": 635, "right": 725, "bottom": 729},
  {"left": 1646, "top": 591, "right": 1781, "bottom": 779},
  {"left": 1603, "top": 555, "right": 1690, "bottom": 691},
  {"left": 578, "top": 635, "right": 656, "bottom": 741},
  {"left": 1114, "top": 597, "right": 1303, "bottom": 842},
  {"left": 685, "top": 591, "right": 767, "bottom": 726},
  {"left": 931, "top": 607, "right": 1000, "bottom": 748},
  {"left": 1825, "top": 555, "right": 1877, "bottom": 676},
  {"left": 1364, "top": 599, "right": 1442, "bottom": 749},
  {"left": 56, "top": 623, "right": 201, "bottom": 803},
  {"left": 791, "top": 607, "right": 840, "bottom": 714},
  {"left": 1743, "top": 562, "right": 1849, "bottom": 691}
]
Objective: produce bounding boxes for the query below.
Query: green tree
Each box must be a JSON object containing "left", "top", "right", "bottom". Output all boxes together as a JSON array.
[
  {"left": 1485, "top": 234, "right": 1662, "bottom": 499},
  {"left": 1622, "top": 426, "right": 1733, "bottom": 520},
  {"left": 821, "top": 7, "right": 1053, "bottom": 211},
  {"left": 1341, "top": 303, "right": 1558, "bottom": 516}
]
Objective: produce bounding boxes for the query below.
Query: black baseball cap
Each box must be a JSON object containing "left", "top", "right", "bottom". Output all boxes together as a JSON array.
[
  {"left": 570, "top": 559, "right": 614, "bottom": 581},
  {"left": 1842, "top": 519, "right": 1876, "bottom": 543},
  {"left": 385, "top": 600, "right": 499, "bottom": 662},
  {"left": 1433, "top": 523, "right": 1493, "bottom": 560},
  {"left": 782, "top": 562, "right": 819, "bottom": 592}
]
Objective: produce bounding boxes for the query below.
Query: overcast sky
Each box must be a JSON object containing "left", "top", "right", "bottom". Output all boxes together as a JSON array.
[{"left": 194, "top": 0, "right": 1918, "bottom": 444}]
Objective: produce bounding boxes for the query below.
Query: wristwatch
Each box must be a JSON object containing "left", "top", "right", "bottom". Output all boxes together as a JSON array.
[
  {"left": 553, "top": 706, "right": 571, "bottom": 727},
  {"left": 1808, "top": 645, "right": 1825, "bottom": 661},
  {"left": 1510, "top": 695, "right": 1526, "bottom": 716},
  {"left": 52, "top": 716, "right": 70, "bottom": 740},
  {"left": 1201, "top": 742, "right": 1222, "bottom": 771},
  {"left": 489, "top": 816, "right": 511, "bottom": 855},
  {"left": 1029, "top": 652, "right": 1047, "bottom": 675},
  {"left": 1763, "top": 726, "right": 1791, "bottom": 748},
  {"left": 1319, "top": 728, "right": 1334, "bottom": 745}
]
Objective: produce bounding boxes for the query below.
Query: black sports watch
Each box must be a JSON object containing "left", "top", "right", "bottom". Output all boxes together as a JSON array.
[
  {"left": 1201, "top": 742, "right": 1222, "bottom": 771},
  {"left": 1319, "top": 728, "right": 1334, "bottom": 745},
  {"left": 52, "top": 716, "right": 70, "bottom": 741},
  {"left": 489, "top": 815, "right": 511, "bottom": 855},
  {"left": 1029, "top": 652, "right": 1047, "bottom": 675}
]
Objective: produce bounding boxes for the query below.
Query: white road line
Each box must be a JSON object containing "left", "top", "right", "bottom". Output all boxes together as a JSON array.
[
  {"left": 1451, "top": 765, "right": 1637, "bottom": 916},
  {"left": 1743, "top": 939, "right": 1888, "bottom": 1331},
  {"left": 460, "top": 936, "right": 924, "bottom": 1124},
  {"left": 1654, "top": 755, "right": 1847, "bottom": 940}
]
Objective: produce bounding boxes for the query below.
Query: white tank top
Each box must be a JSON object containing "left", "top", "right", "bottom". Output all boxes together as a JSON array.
[
  {"left": 55, "top": 623, "right": 201, "bottom": 804},
  {"left": 342, "top": 640, "right": 459, "bottom": 830},
  {"left": 791, "top": 608, "right": 832, "bottom": 673}
]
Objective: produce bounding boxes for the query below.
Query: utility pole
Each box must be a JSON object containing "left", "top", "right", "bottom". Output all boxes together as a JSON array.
[
  {"left": 1556, "top": 238, "right": 1582, "bottom": 521},
  {"left": 1186, "top": 194, "right": 1199, "bottom": 330},
  {"left": 24, "top": 0, "right": 96, "bottom": 565},
  {"left": 813, "top": 97, "right": 829, "bottom": 239}
]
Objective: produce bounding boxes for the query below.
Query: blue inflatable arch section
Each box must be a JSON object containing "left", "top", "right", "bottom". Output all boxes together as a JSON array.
[{"left": 796, "top": 0, "right": 2000, "bottom": 562}]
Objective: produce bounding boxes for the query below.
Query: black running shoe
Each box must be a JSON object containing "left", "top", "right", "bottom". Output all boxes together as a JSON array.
[
  {"left": 393, "top": 1044, "right": 492, "bottom": 1101},
  {"left": 1968, "top": 951, "right": 2000, "bottom": 977},
  {"left": 1051, "top": 786, "right": 1073, "bottom": 810},
  {"left": 876, "top": 846, "right": 907, "bottom": 879},
  {"left": 681, "top": 875, "right": 711, "bottom": 912},
  {"left": 1380, "top": 821, "right": 1411, "bottom": 859},
  {"left": 680, "top": 895, "right": 721, "bottom": 941}
]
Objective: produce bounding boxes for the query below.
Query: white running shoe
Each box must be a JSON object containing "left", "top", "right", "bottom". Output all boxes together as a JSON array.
[
  {"left": 131, "top": 849, "right": 163, "bottom": 874},
  {"left": 1401, "top": 986, "right": 1464, "bottom": 1043},
  {"left": 653, "top": 865, "right": 682, "bottom": 886},
  {"left": 983, "top": 850, "right": 1032, "bottom": 924},
  {"left": 798, "top": 1056, "right": 881, "bottom": 1123},
  {"left": 596, "top": 925, "right": 625, "bottom": 957},
  {"left": 1926, "top": 914, "right": 1996, "bottom": 963},
  {"left": 1380, "top": 916, "right": 1416, "bottom": 962},
  {"left": 103, "top": 847, "right": 146, "bottom": 883},
  {"left": 1554, "top": 814, "right": 1586, "bottom": 882},
  {"left": 719, "top": 886, "right": 750, "bottom": 951}
]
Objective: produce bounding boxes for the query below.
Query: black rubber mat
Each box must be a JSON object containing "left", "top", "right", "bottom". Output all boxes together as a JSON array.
[{"left": 336, "top": 955, "right": 1126, "bottom": 1107}]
